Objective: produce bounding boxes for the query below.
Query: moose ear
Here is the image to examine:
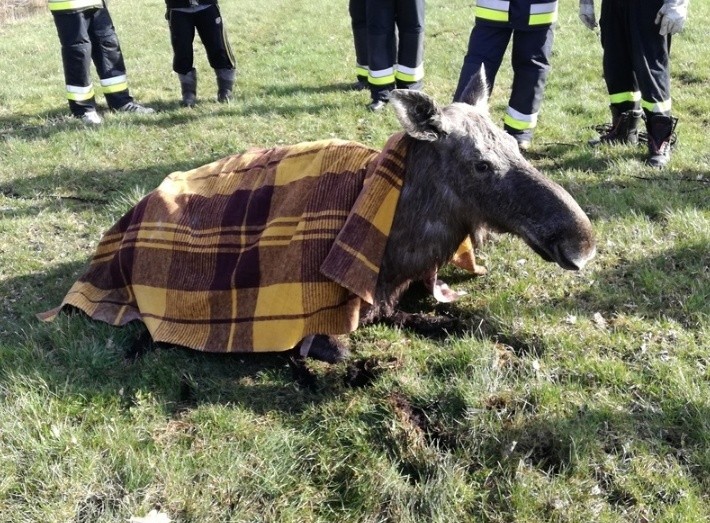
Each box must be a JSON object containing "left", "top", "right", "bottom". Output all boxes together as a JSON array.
[
  {"left": 459, "top": 65, "right": 489, "bottom": 110},
  {"left": 390, "top": 90, "right": 447, "bottom": 142}
]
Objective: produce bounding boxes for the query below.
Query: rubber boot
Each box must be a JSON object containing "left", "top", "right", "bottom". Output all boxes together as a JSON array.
[
  {"left": 645, "top": 113, "right": 677, "bottom": 169},
  {"left": 590, "top": 106, "right": 642, "bottom": 146},
  {"left": 178, "top": 68, "right": 197, "bottom": 108},
  {"left": 216, "top": 68, "right": 235, "bottom": 103}
]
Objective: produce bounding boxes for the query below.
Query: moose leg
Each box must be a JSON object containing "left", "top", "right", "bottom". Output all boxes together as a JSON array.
[
  {"left": 451, "top": 236, "right": 487, "bottom": 276},
  {"left": 295, "top": 334, "right": 351, "bottom": 364}
]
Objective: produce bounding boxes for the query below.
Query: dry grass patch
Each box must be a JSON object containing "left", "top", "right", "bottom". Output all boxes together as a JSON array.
[{"left": 0, "top": 0, "right": 44, "bottom": 23}]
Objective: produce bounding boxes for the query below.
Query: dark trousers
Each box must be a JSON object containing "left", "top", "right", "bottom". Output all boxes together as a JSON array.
[
  {"left": 52, "top": 8, "right": 132, "bottom": 116},
  {"left": 366, "top": 0, "right": 425, "bottom": 102},
  {"left": 168, "top": 4, "right": 235, "bottom": 75},
  {"left": 453, "top": 24, "right": 554, "bottom": 138},
  {"left": 349, "top": 0, "right": 368, "bottom": 82},
  {"left": 600, "top": 0, "right": 671, "bottom": 116}
]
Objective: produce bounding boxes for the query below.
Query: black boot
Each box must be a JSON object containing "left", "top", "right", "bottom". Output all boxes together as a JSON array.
[
  {"left": 178, "top": 68, "right": 197, "bottom": 108},
  {"left": 645, "top": 113, "right": 677, "bottom": 169},
  {"left": 590, "top": 106, "right": 642, "bottom": 146},
  {"left": 216, "top": 68, "right": 235, "bottom": 103}
]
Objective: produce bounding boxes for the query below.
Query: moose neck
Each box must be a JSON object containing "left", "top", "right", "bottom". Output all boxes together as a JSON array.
[{"left": 378, "top": 137, "right": 470, "bottom": 290}]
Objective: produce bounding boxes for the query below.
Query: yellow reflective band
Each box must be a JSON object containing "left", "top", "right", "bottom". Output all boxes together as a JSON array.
[
  {"left": 395, "top": 71, "right": 422, "bottom": 83},
  {"left": 529, "top": 11, "right": 557, "bottom": 24},
  {"left": 368, "top": 74, "right": 395, "bottom": 86},
  {"left": 368, "top": 67, "right": 395, "bottom": 86},
  {"left": 609, "top": 91, "right": 641, "bottom": 104},
  {"left": 641, "top": 98, "right": 672, "bottom": 113},
  {"left": 504, "top": 114, "right": 536, "bottom": 130},
  {"left": 100, "top": 82, "right": 128, "bottom": 94},
  {"left": 475, "top": 6, "right": 509, "bottom": 22},
  {"left": 67, "top": 89, "right": 95, "bottom": 101},
  {"left": 48, "top": 0, "right": 103, "bottom": 12},
  {"left": 355, "top": 65, "right": 368, "bottom": 77},
  {"left": 395, "top": 64, "right": 424, "bottom": 83}
]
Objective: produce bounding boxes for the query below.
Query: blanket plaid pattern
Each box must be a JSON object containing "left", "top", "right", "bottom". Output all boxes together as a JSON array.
[{"left": 40, "top": 134, "right": 410, "bottom": 353}]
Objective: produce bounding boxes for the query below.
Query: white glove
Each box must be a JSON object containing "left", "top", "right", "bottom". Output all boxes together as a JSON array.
[
  {"left": 579, "top": 0, "right": 597, "bottom": 30},
  {"left": 655, "top": 0, "right": 689, "bottom": 36}
]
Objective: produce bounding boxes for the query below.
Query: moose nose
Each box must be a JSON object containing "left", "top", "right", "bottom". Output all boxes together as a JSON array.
[{"left": 555, "top": 243, "right": 596, "bottom": 271}]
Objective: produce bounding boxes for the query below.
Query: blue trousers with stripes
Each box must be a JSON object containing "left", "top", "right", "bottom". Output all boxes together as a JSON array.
[
  {"left": 52, "top": 7, "right": 132, "bottom": 116},
  {"left": 453, "top": 23, "right": 554, "bottom": 139}
]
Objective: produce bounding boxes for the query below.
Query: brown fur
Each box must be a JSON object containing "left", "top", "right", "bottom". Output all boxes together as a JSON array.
[
  {"left": 303, "top": 69, "right": 596, "bottom": 361},
  {"left": 368, "top": 70, "right": 596, "bottom": 318}
]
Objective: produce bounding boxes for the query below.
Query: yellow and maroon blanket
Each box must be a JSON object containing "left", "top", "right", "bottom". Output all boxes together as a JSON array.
[{"left": 40, "top": 134, "right": 411, "bottom": 353}]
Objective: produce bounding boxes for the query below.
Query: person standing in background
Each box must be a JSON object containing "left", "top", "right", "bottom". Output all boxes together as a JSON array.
[
  {"left": 365, "top": 0, "right": 425, "bottom": 112},
  {"left": 580, "top": 0, "right": 689, "bottom": 168},
  {"left": 452, "top": 0, "right": 559, "bottom": 150},
  {"left": 48, "top": 0, "right": 155, "bottom": 125},
  {"left": 349, "top": 0, "right": 369, "bottom": 91},
  {"left": 165, "top": 0, "right": 236, "bottom": 107}
]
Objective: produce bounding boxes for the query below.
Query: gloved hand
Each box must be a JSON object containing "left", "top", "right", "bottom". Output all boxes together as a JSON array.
[
  {"left": 579, "top": 0, "right": 597, "bottom": 30},
  {"left": 655, "top": 0, "right": 689, "bottom": 36}
]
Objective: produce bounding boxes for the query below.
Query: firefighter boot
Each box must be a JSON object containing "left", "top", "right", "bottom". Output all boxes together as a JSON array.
[
  {"left": 216, "top": 68, "right": 235, "bottom": 103},
  {"left": 590, "top": 106, "right": 642, "bottom": 146},
  {"left": 645, "top": 113, "right": 678, "bottom": 169},
  {"left": 178, "top": 68, "right": 197, "bottom": 108}
]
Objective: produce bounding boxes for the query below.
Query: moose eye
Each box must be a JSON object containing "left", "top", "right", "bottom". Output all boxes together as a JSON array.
[{"left": 474, "top": 161, "right": 492, "bottom": 173}]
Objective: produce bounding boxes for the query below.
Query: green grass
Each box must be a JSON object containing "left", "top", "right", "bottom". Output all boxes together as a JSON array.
[{"left": 1, "top": 0, "right": 708, "bottom": 521}]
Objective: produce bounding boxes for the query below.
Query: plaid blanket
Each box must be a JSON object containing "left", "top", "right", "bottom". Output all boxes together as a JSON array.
[{"left": 40, "top": 134, "right": 410, "bottom": 353}]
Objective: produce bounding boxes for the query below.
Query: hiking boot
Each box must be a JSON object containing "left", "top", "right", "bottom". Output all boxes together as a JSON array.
[
  {"left": 506, "top": 130, "right": 532, "bottom": 152},
  {"left": 79, "top": 110, "right": 102, "bottom": 125},
  {"left": 645, "top": 113, "right": 677, "bottom": 169},
  {"left": 514, "top": 136, "right": 531, "bottom": 152},
  {"left": 216, "top": 68, "right": 235, "bottom": 103},
  {"left": 351, "top": 79, "right": 368, "bottom": 91},
  {"left": 117, "top": 101, "right": 155, "bottom": 114},
  {"left": 178, "top": 68, "right": 197, "bottom": 107},
  {"left": 590, "top": 106, "right": 642, "bottom": 146},
  {"left": 367, "top": 99, "right": 387, "bottom": 112}
]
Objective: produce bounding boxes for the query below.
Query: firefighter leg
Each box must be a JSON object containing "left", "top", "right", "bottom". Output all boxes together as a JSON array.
[
  {"left": 629, "top": 0, "right": 675, "bottom": 167},
  {"left": 365, "top": 0, "right": 396, "bottom": 109},
  {"left": 196, "top": 4, "right": 236, "bottom": 102},
  {"left": 168, "top": 9, "right": 198, "bottom": 106},
  {"left": 88, "top": 7, "right": 133, "bottom": 110},
  {"left": 52, "top": 11, "right": 97, "bottom": 119},
  {"left": 505, "top": 27, "right": 554, "bottom": 149},
  {"left": 452, "top": 24, "right": 511, "bottom": 103},
  {"left": 596, "top": 0, "right": 642, "bottom": 145},
  {"left": 349, "top": 0, "right": 369, "bottom": 89},
  {"left": 394, "top": 0, "right": 425, "bottom": 90}
]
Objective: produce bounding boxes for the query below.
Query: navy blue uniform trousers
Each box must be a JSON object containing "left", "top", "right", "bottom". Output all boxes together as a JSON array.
[
  {"left": 349, "top": 0, "right": 368, "bottom": 82},
  {"left": 52, "top": 7, "right": 132, "bottom": 116},
  {"left": 366, "top": 0, "right": 424, "bottom": 102},
  {"left": 453, "top": 24, "right": 554, "bottom": 139},
  {"left": 600, "top": 0, "right": 671, "bottom": 116},
  {"left": 168, "top": 4, "right": 235, "bottom": 75}
]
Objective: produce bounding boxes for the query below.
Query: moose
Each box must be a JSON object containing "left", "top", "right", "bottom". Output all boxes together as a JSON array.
[{"left": 41, "top": 69, "right": 596, "bottom": 364}]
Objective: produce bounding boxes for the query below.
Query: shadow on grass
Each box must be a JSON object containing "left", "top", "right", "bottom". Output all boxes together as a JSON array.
[
  {"left": 392, "top": 281, "right": 549, "bottom": 358},
  {"left": 0, "top": 158, "right": 219, "bottom": 214},
  {"left": 357, "top": 383, "right": 709, "bottom": 512},
  {"left": 575, "top": 241, "right": 708, "bottom": 328},
  {"left": 0, "top": 88, "right": 350, "bottom": 143},
  {"left": 1, "top": 257, "right": 350, "bottom": 418}
]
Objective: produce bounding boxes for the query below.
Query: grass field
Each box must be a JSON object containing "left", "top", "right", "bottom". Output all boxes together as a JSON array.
[{"left": 0, "top": 0, "right": 708, "bottom": 521}]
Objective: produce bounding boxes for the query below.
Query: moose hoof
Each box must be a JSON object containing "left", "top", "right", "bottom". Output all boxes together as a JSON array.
[
  {"left": 298, "top": 335, "right": 350, "bottom": 364},
  {"left": 472, "top": 264, "right": 488, "bottom": 276}
]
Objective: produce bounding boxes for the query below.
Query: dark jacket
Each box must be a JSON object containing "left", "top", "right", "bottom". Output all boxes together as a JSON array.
[
  {"left": 165, "top": 0, "right": 216, "bottom": 8},
  {"left": 475, "top": 0, "right": 558, "bottom": 30}
]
